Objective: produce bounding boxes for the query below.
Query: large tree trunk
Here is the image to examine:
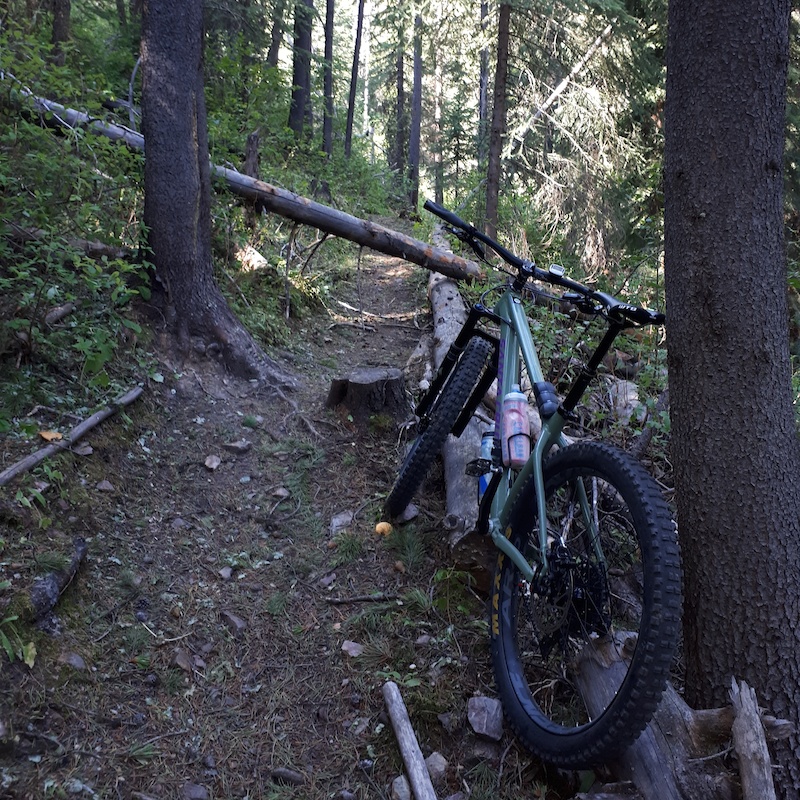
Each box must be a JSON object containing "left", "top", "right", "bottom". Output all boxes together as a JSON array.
[
  {"left": 266, "top": 0, "right": 287, "bottom": 68},
  {"left": 407, "top": 14, "right": 422, "bottom": 209},
  {"left": 141, "top": 0, "right": 296, "bottom": 389},
  {"left": 663, "top": 1, "right": 800, "bottom": 796},
  {"left": 344, "top": 0, "right": 365, "bottom": 158},
  {"left": 485, "top": 2, "right": 510, "bottom": 240},
  {"left": 322, "top": 0, "right": 334, "bottom": 156},
  {"left": 288, "top": 0, "right": 313, "bottom": 137},
  {"left": 51, "top": 0, "right": 70, "bottom": 65},
  {"left": 477, "top": 0, "right": 489, "bottom": 168}
]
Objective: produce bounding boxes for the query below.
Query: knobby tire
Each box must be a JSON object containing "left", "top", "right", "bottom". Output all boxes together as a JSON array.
[
  {"left": 385, "top": 337, "right": 494, "bottom": 518},
  {"left": 490, "top": 441, "right": 681, "bottom": 767}
]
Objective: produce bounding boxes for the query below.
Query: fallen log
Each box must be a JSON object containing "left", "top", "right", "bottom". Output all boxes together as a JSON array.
[
  {"left": 215, "top": 166, "right": 483, "bottom": 282},
  {"left": 3, "top": 223, "right": 134, "bottom": 262},
  {"left": 25, "top": 537, "right": 88, "bottom": 623},
  {"left": 3, "top": 73, "right": 481, "bottom": 282},
  {"left": 427, "top": 228, "right": 484, "bottom": 539},
  {"left": 574, "top": 634, "right": 791, "bottom": 800}
]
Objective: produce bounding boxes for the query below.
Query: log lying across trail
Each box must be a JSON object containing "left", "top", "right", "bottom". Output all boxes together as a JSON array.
[
  {"left": 215, "top": 166, "right": 482, "bottom": 281},
  {"left": 6, "top": 77, "right": 482, "bottom": 282}
]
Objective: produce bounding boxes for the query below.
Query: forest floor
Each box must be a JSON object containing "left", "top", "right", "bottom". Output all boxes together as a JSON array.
[{"left": 0, "top": 233, "right": 595, "bottom": 800}]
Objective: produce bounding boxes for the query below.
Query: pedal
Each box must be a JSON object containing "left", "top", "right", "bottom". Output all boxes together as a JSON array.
[{"left": 465, "top": 458, "right": 492, "bottom": 477}]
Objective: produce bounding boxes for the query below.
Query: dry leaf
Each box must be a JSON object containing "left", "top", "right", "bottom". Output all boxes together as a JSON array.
[
  {"left": 172, "top": 648, "right": 193, "bottom": 672},
  {"left": 38, "top": 430, "right": 62, "bottom": 442}
]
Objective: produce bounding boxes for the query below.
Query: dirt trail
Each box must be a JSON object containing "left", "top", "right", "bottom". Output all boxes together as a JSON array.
[{"left": 1, "top": 244, "right": 552, "bottom": 800}]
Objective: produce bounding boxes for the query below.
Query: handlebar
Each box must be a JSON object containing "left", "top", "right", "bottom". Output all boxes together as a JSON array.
[{"left": 424, "top": 199, "right": 665, "bottom": 327}]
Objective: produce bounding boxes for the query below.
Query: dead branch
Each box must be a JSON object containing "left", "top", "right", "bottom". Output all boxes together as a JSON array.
[
  {"left": 3, "top": 223, "right": 133, "bottom": 262},
  {"left": 382, "top": 681, "right": 439, "bottom": 800},
  {"left": 0, "top": 387, "right": 144, "bottom": 487},
  {"left": 730, "top": 678, "right": 777, "bottom": 800},
  {"left": 27, "top": 537, "right": 88, "bottom": 622}
]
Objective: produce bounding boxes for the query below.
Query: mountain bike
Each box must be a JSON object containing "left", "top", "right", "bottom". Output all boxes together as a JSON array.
[{"left": 386, "top": 200, "right": 681, "bottom": 767}]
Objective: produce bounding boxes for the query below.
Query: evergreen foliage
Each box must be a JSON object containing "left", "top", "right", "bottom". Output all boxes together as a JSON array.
[{"left": 0, "top": 0, "right": 798, "bottom": 424}]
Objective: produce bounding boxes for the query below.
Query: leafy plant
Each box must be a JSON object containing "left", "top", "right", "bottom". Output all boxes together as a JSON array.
[{"left": 0, "top": 615, "right": 36, "bottom": 667}]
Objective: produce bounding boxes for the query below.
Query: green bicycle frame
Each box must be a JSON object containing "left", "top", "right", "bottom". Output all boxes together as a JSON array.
[{"left": 484, "top": 289, "right": 600, "bottom": 584}]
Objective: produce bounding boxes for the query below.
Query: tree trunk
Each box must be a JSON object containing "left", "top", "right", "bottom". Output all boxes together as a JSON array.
[
  {"left": 288, "top": 0, "right": 313, "bottom": 137},
  {"left": 663, "top": 1, "right": 800, "bottom": 796},
  {"left": 407, "top": 14, "right": 422, "bottom": 209},
  {"left": 322, "top": 0, "right": 334, "bottom": 156},
  {"left": 391, "top": 38, "right": 407, "bottom": 175},
  {"left": 242, "top": 129, "right": 260, "bottom": 229},
  {"left": 344, "top": 0, "right": 365, "bottom": 158},
  {"left": 115, "top": 0, "right": 127, "bottom": 29},
  {"left": 433, "top": 53, "right": 443, "bottom": 205},
  {"left": 266, "top": 0, "right": 287, "bottom": 68},
  {"left": 485, "top": 2, "right": 510, "bottom": 240},
  {"left": 362, "top": 6, "right": 370, "bottom": 141},
  {"left": 50, "top": 0, "right": 70, "bottom": 66},
  {"left": 141, "top": 0, "right": 296, "bottom": 389},
  {"left": 477, "top": 0, "right": 489, "bottom": 167}
]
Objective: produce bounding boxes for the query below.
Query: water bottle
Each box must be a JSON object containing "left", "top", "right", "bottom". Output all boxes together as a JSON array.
[
  {"left": 478, "top": 429, "right": 495, "bottom": 501},
  {"left": 501, "top": 384, "right": 531, "bottom": 469}
]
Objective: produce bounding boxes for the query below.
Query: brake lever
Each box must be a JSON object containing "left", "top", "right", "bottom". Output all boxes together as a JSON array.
[
  {"left": 444, "top": 225, "right": 487, "bottom": 261},
  {"left": 562, "top": 291, "right": 600, "bottom": 315}
]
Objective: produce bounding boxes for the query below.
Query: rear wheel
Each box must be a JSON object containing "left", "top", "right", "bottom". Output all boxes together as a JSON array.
[
  {"left": 385, "top": 337, "right": 494, "bottom": 518},
  {"left": 490, "top": 442, "right": 681, "bottom": 767}
]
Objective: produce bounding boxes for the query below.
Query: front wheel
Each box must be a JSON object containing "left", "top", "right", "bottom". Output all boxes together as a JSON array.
[
  {"left": 490, "top": 442, "right": 681, "bottom": 767},
  {"left": 385, "top": 337, "right": 494, "bottom": 518}
]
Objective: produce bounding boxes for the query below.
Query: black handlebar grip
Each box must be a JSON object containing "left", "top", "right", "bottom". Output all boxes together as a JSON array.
[{"left": 423, "top": 199, "right": 473, "bottom": 233}]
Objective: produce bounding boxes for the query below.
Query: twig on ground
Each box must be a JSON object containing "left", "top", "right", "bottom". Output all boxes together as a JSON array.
[
  {"left": 0, "top": 387, "right": 144, "bottom": 487},
  {"left": 326, "top": 593, "right": 399, "bottom": 605}
]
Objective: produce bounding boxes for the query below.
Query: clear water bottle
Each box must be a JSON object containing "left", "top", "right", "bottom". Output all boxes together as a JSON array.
[
  {"left": 478, "top": 429, "right": 494, "bottom": 501},
  {"left": 501, "top": 384, "right": 531, "bottom": 469}
]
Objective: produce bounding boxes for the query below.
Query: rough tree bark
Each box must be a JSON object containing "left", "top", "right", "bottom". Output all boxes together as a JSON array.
[
  {"left": 344, "top": 0, "right": 365, "bottom": 158},
  {"left": 484, "top": 2, "right": 510, "bottom": 240},
  {"left": 664, "top": 1, "right": 800, "bottom": 796},
  {"left": 141, "top": 0, "right": 296, "bottom": 389},
  {"left": 322, "top": 0, "right": 334, "bottom": 156},
  {"left": 51, "top": 0, "right": 70, "bottom": 66},
  {"left": 288, "top": 0, "right": 313, "bottom": 137},
  {"left": 407, "top": 14, "right": 422, "bottom": 209}
]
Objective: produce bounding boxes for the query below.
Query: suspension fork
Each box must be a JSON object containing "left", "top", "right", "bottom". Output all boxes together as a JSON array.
[{"left": 415, "top": 303, "right": 500, "bottom": 421}]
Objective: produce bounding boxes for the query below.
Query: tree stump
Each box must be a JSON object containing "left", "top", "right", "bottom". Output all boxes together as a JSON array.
[{"left": 326, "top": 366, "right": 407, "bottom": 427}]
